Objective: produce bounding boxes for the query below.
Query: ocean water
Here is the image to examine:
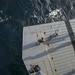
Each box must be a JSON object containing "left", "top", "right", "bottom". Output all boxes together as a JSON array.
[{"left": 0, "top": 20, "right": 28, "bottom": 75}]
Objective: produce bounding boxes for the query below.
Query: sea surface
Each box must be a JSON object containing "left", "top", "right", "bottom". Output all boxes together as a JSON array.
[{"left": 0, "top": 20, "right": 28, "bottom": 75}]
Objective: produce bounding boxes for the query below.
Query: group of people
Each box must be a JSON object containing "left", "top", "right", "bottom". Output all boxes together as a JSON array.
[
  {"left": 29, "top": 64, "right": 45, "bottom": 75},
  {"left": 37, "top": 29, "right": 59, "bottom": 45}
]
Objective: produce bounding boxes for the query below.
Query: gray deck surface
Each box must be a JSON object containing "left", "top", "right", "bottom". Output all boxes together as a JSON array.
[{"left": 22, "top": 19, "right": 75, "bottom": 75}]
